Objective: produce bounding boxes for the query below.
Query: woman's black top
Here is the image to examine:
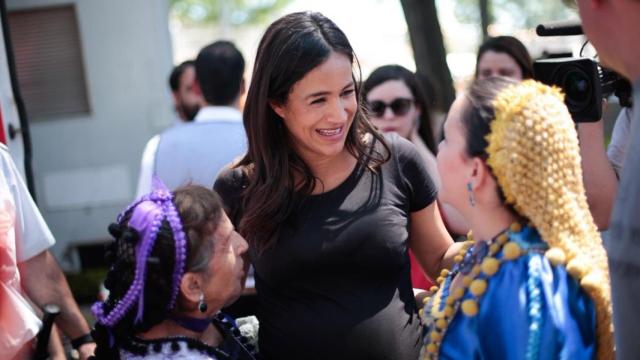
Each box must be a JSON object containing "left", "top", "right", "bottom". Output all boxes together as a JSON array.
[{"left": 214, "top": 134, "right": 437, "bottom": 360}]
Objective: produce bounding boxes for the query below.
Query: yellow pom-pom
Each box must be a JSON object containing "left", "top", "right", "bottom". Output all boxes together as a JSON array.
[
  {"left": 471, "top": 265, "right": 482, "bottom": 276},
  {"left": 489, "top": 243, "right": 501, "bottom": 255},
  {"left": 497, "top": 233, "right": 509, "bottom": 244},
  {"left": 469, "top": 279, "right": 488, "bottom": 296},
  {"left": 443, "top": 305, "right": 454, "bottom": 317},
  {"left": 430, "top": 331, "right": 442, "bottom": 342},
  {"left": 436, "top": 318, "right": 447, "bottom": 329},
  {"left": 426, "top": 343, "right": 438, "bottom": 353},
  {"left": 481, "top": 257, "right": 500, "bottom": 276},
  {"left": 503, "top": 242, "right": 522, "bottom": 260},
  {"left": 445, "top": 296, "right": 455, "bottom": 305},
  {"left": 462, "top": 276, "right": 473, "bottom": 287},
  {"left": 510, "top": 223, "right": 522, "bottom": 232},
  {"left": 567, "top": 259, "right": 588, "bottom": 280},
  {"left": 451, "top": 287, "right": 465, "bottom": 300},
  {"left": 461, "top": 299, "right": 479, "bottom": 316},
  {"left": 545, "top": 247, "right": 566, "bottom": 266}
]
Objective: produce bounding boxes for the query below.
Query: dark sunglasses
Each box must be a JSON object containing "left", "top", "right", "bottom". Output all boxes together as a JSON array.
[{"left": 366, "top": 98, "right": 414, "bottom": 118}]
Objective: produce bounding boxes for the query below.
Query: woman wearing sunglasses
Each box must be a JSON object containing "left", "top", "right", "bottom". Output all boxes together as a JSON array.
[
  {"left": 363, "top": 66, "right": 469, "bottom": 291},
  {"left": 363, "top": 65, "right": 439, "bottom": 189}
]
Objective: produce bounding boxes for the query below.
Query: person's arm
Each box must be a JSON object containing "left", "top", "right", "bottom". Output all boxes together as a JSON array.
[
  {"left": 18, "top": 251, "right": 95, "bottom": 359},
  {"left": 409, "top": 201, "right": 464, "bottom": 280},
  {"left": 577, "top": 120, "right": 618, "bottom": 230}
]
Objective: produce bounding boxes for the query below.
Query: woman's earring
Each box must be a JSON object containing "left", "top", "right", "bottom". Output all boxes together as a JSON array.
[
  {"left": 467, "top": 183, "right": 476, "bottom": 207},
  {"left": 198, "top": 293, "right": 208, "bottom": 313}
]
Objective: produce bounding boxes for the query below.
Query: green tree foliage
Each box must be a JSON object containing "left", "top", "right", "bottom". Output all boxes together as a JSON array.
[
  {"left": 453, "top": 0, "right": 578, "bottom": 29},
  {"left": 170, "top": 0, "right": 291, "bottom": 26}
]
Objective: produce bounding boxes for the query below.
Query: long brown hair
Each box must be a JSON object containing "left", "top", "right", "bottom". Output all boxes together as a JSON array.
[{"left": 236, "top": 11, "right": 389, "bottom": 252}]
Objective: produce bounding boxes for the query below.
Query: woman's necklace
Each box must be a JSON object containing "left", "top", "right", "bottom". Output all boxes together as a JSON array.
[{"left": 420, "top": 222, "right": 525, "bottom": 359}]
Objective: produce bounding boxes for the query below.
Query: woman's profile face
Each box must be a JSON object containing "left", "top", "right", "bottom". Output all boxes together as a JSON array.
[
  {"left": 365, "top": 79, "right": 419, "bottom": 140},
  {"left": 436, "top": 97, "right": 474, "bottom": 213},
  {"left": 270, "top": 51, "right": 357, "bottom": 164},
  {"left": 202, "top": 213, "right": 248, "bottom": 309},
  {"left": 477, "top": 50, "right": 523, "bottom": 80}
]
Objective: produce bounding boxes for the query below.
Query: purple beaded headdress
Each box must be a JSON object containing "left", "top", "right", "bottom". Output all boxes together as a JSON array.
[{"left": 92, "top": 177, "right": 188, "bottom": 328}]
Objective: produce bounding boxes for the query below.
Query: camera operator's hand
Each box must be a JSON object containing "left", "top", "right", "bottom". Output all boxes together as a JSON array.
[{"left": 577, "top": 102, "right": 618, "bottom": 230}]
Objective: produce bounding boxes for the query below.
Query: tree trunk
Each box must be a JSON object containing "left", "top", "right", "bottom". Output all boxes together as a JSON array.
[
  {"left": 479, "top": 0, "right": 491, "bottom": 40},
  {"left": 400, "top": 0, "right": 456, "bottom": 113}
]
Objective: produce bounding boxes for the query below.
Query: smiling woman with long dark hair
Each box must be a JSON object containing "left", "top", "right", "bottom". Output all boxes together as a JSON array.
[{"left": 214, "top": 11, "right": 461, "bottom": 360}]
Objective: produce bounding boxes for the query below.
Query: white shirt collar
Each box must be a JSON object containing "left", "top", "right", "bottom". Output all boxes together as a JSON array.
[{"left": 194, "top": 106, "right": 243, "bottom": 123}]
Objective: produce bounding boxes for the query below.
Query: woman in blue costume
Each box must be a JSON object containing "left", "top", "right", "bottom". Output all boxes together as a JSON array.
[{"left": 421, "top": 77, "right": 614, "bottom": 359}]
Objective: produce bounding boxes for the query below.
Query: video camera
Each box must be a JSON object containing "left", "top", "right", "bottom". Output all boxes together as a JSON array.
[{"left": 533, "top": 21, "right": 632, "bottom": 123}]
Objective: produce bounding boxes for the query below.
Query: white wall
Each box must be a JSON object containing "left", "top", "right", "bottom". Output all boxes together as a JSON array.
[{"left": 7, "top": 0, "right": 175, "bottom": 269}]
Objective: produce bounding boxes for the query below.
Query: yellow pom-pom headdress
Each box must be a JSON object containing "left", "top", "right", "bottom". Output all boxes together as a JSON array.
[{"left": 485, "top": 80, "right": 613, "bottom": 359}]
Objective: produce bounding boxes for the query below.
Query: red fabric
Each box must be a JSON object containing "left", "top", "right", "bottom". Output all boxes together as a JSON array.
[
  {"left": 0, "top": 107, "right": 6, "bottom": 145},
  {"left": 409, "top": 250, "right": 432, "bottom": 290}
]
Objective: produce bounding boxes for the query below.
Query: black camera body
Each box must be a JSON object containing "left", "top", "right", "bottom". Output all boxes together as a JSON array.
[
  {"left": 532, "top": 22, "right": 632, "bottom": 123},
  {"left": 534, "top": 57, "right": 602, "bottom": 122}
]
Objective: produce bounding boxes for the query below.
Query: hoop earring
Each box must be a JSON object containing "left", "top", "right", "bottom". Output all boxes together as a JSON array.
[
  {"left": 198, "top": 293, "right": 208, "bottom": 313},
  {"left": 467, "top": 182, "right": 476, "bottom": 207}
]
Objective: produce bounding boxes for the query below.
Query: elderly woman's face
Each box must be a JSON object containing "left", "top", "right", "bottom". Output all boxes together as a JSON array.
[
  {"left": 270, "top": 51, "right": 357, "bottom": 165},
  {"left": 477, "top": 50, "right": 523, "bottom": 80},
  {"left": 202, "top": 212, "right": 248, "bottom": 308},
  {"left": 436, "top": 97, "right": 475, "bottom": 213}
]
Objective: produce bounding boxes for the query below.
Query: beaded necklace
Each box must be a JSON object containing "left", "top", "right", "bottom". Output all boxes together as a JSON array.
[{"left": 420, "top": 222, "right": 527, "bottom": 359}]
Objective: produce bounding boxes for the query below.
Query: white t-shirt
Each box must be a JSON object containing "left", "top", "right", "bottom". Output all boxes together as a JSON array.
[
  {"left": 607, "top": 107, "right": 633, "bottom": 176},
  {"left": 0, "top": 144, "right": 55, "bottom": 357},
  {"left": 135, "top": 106, "right": 246, "bottom": 197}
]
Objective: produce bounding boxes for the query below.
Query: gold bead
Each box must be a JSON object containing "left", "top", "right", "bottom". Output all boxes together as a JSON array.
[
  {"left": 454, "top": 254, "right": 463, "bottom": 263},
  {"left": 429, "top": 286, "right": 438, "bottom": 293},
  {"left": 440, "top": 269, "right": 450, "bottom": 277},
  {"left": 430, "top": 331, "right": 442, "bottom": 342},
  {"left": 481, "top": 257, "right": 500, "bottom": 276},
  {"left": 545, "top": 247, "right": 566, "bottom": 266},
  {"left": 471, "top": 265, "right": 482, "bottom": 277},
  {"left": 462, "top": 276, "right": 473, "bottom": 287},
  {"left": 426, "top": 343, "right": 438, "bottom": 353},
  {"left": 510, "top": 223, "right": 522, "bottom": 232},
  {"left": 436, "top": 318, "right": 447, "bottom": 329},
  {"left": 422, "top": 296, "right": 431, "bottom": 305},
  {"left": 419, "top": 309, "right": 424, "bottom": 318},
  {"left": 503, "top": 242, "right": 522, "bottom": 260},
  {"left": 466, "top": 231, "right": 474, "bottom": 242},
  {"left": 461, "top": 299, "right": 479, "bottom": 316},
  {"left": 444, "top": 305, "right": 454, "bottom": 317},
  {"left": 451, "top": 287, "right": 465, "bottom": 300},
  {"left": 469, "top": 279, "right": 488, "bottom": 296},
  {"left": 489, "top": 243, "right": 501, "bottom": 255},
  {"left": 436, "top": 276, "right": 445, "bottom": 284},
  {"left": 497, "top": 233, "right": 509, "bottom": 244},
  {"left": 445, "top": 296, "right": 455, "bottom": 306}
]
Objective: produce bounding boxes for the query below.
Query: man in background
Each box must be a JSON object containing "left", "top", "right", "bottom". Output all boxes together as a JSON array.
[
  {"left": 138, "top": 40, "right": 247, "bottom": 195},
  {"left": 136, "top": 60, "right": 206, "bottom": 196},
  {"left": 576, "top": 0, "right": 640, "bottom": 358}
]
